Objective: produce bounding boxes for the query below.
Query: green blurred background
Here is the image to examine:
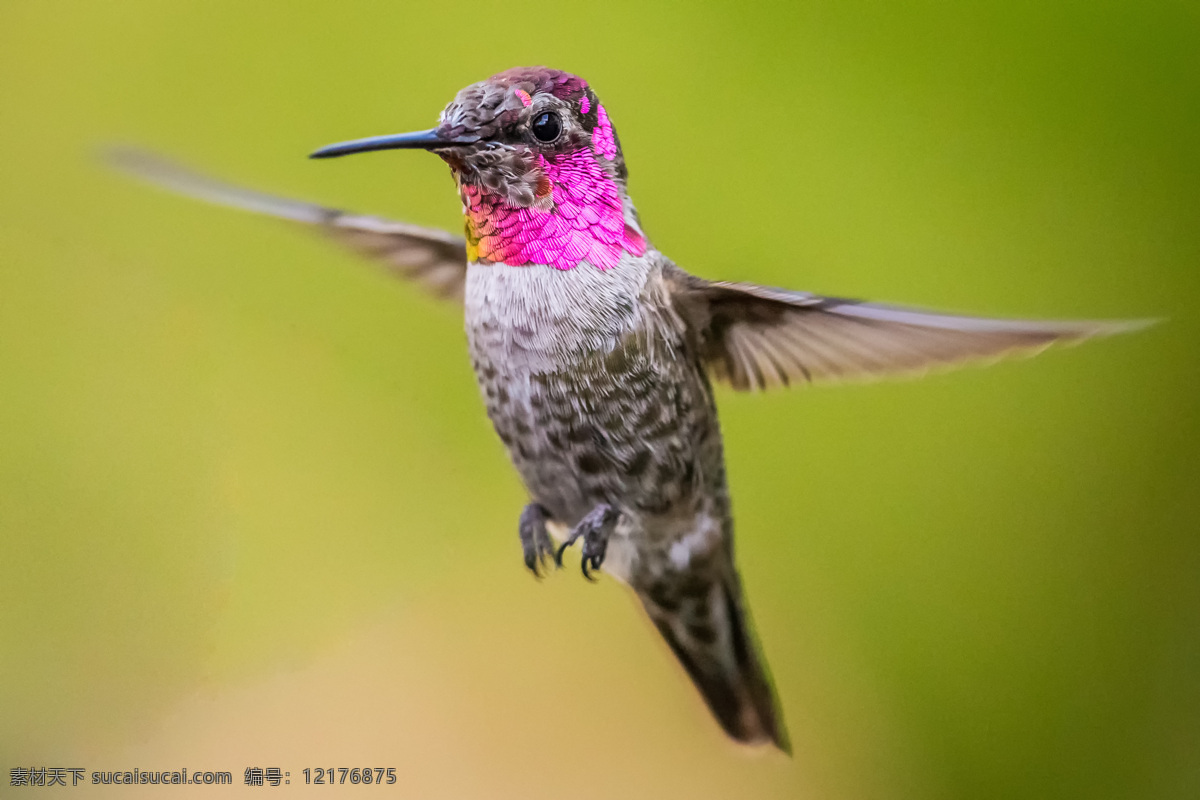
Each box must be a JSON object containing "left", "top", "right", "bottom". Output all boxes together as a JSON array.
[{"left": 2, "top": 1, "right": 1197, "bottom": 797}]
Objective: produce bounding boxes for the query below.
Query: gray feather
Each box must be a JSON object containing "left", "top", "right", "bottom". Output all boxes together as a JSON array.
[
  {"left": 104, "top": 147, "right": 469, "bottom": 299},
  {"left": 668, "top": 271, "right": 1153, "bottom": 391}
]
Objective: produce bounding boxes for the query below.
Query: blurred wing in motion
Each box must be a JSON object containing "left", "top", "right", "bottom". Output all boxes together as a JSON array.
[
  {"left": 106, "top": 147, "right": 468, "bottom": 300},
  {"left": 670, "top": 271, "right": 1152, "bottom": 391}
]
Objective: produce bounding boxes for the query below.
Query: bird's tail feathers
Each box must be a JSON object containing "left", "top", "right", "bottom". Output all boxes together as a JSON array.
[{"left": 640, "top": 570, "right": 789, "bottom": 753}]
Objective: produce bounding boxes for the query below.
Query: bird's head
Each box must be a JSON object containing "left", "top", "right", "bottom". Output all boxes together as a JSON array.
[{"left": 312, "top": 67, "right": 646, "bottom": 270}]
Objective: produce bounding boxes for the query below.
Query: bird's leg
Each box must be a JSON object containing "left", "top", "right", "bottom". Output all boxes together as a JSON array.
[
  {"left": 555, "top": 503, "right": 620, "bottom": 582},
  {"left": 519, "top": 503, "right": 555, "bottom": 578}
]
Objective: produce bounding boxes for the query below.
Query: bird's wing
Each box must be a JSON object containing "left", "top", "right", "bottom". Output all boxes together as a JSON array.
[
  {"left": 106, "top": 148, "right": 468, "bottom": 300},
  {"left": 667, "top": 269, "right": 1151, "bottom": 391}
]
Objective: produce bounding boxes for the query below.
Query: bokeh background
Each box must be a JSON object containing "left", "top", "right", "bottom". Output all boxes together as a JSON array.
[{"left": 2, "top": 1, "right": 1198, "bottom": 798}]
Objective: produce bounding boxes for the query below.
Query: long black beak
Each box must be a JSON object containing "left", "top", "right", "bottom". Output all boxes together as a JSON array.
[{"left": 309, "top": 128, "right": 477, "bottom": 159}]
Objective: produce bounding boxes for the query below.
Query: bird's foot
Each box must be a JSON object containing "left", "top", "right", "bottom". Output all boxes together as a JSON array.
[
  {"left": 519, "top": 503, "right": 555, "bottom": 578},
  {"left": 555, "top": 503, "right": 619, "bottom": 582}
]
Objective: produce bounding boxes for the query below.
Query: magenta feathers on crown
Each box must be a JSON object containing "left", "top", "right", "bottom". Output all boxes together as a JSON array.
[{"left": 487, "top": 66, "right": 590, "bottom": 101}]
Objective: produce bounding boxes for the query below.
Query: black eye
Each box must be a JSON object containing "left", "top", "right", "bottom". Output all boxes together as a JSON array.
[{"left": 531, "top": 111, "right": 562, "bottom": 143}]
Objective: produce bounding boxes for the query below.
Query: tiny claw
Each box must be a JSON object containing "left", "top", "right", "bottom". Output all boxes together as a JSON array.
[
  {"left": 554, "top": 503, "right": 617, "bottom": 582},
  {"left": 519, "top": 502, "right": 555, "bottom": 579},
  {"left": 523, "top": 548, "right": 544, "bottom": 579}
]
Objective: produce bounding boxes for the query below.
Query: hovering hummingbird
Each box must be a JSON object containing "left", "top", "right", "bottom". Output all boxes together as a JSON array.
[{"left": 111, "top": 66, "right": 1146, "bottom": 753}]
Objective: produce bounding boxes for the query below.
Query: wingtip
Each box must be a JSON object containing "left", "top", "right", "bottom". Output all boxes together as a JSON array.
[
  {"left": 98, "top": 144, "right": 197, "bottom": 188},
  {"left": 1105, "top": 317, "right": 1163, "bottom": 335},
  {"left": 1062, "top": 316, "right": 1162, "bottom": 343},
  {"left": 100, "top": 144, "right": 331, "bottom": 224},
  {"left": 97, "top": 143, "right": 159, "bottom": 176}
]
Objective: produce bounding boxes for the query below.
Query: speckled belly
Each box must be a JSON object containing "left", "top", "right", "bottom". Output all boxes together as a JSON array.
[
  {"left": 470, "top": 325, "right": 706, "bottom": 524},
  {"left": 462, "top": 259, "right": 731, "bottom": 581}
]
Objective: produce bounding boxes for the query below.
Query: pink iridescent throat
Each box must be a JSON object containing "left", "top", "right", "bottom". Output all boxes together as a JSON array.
[{"left": 461, "top": 106, "right": 645, "bottom": 271}]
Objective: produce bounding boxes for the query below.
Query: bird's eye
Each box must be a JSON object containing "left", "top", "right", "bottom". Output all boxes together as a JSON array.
[{"left": 531, "top": 111, "right": 562, "bottom": 143}]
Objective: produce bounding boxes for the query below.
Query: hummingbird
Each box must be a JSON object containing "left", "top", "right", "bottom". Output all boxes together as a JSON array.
[{"left": 110, "top": 66, "right": 1146, "bottom": 753}]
